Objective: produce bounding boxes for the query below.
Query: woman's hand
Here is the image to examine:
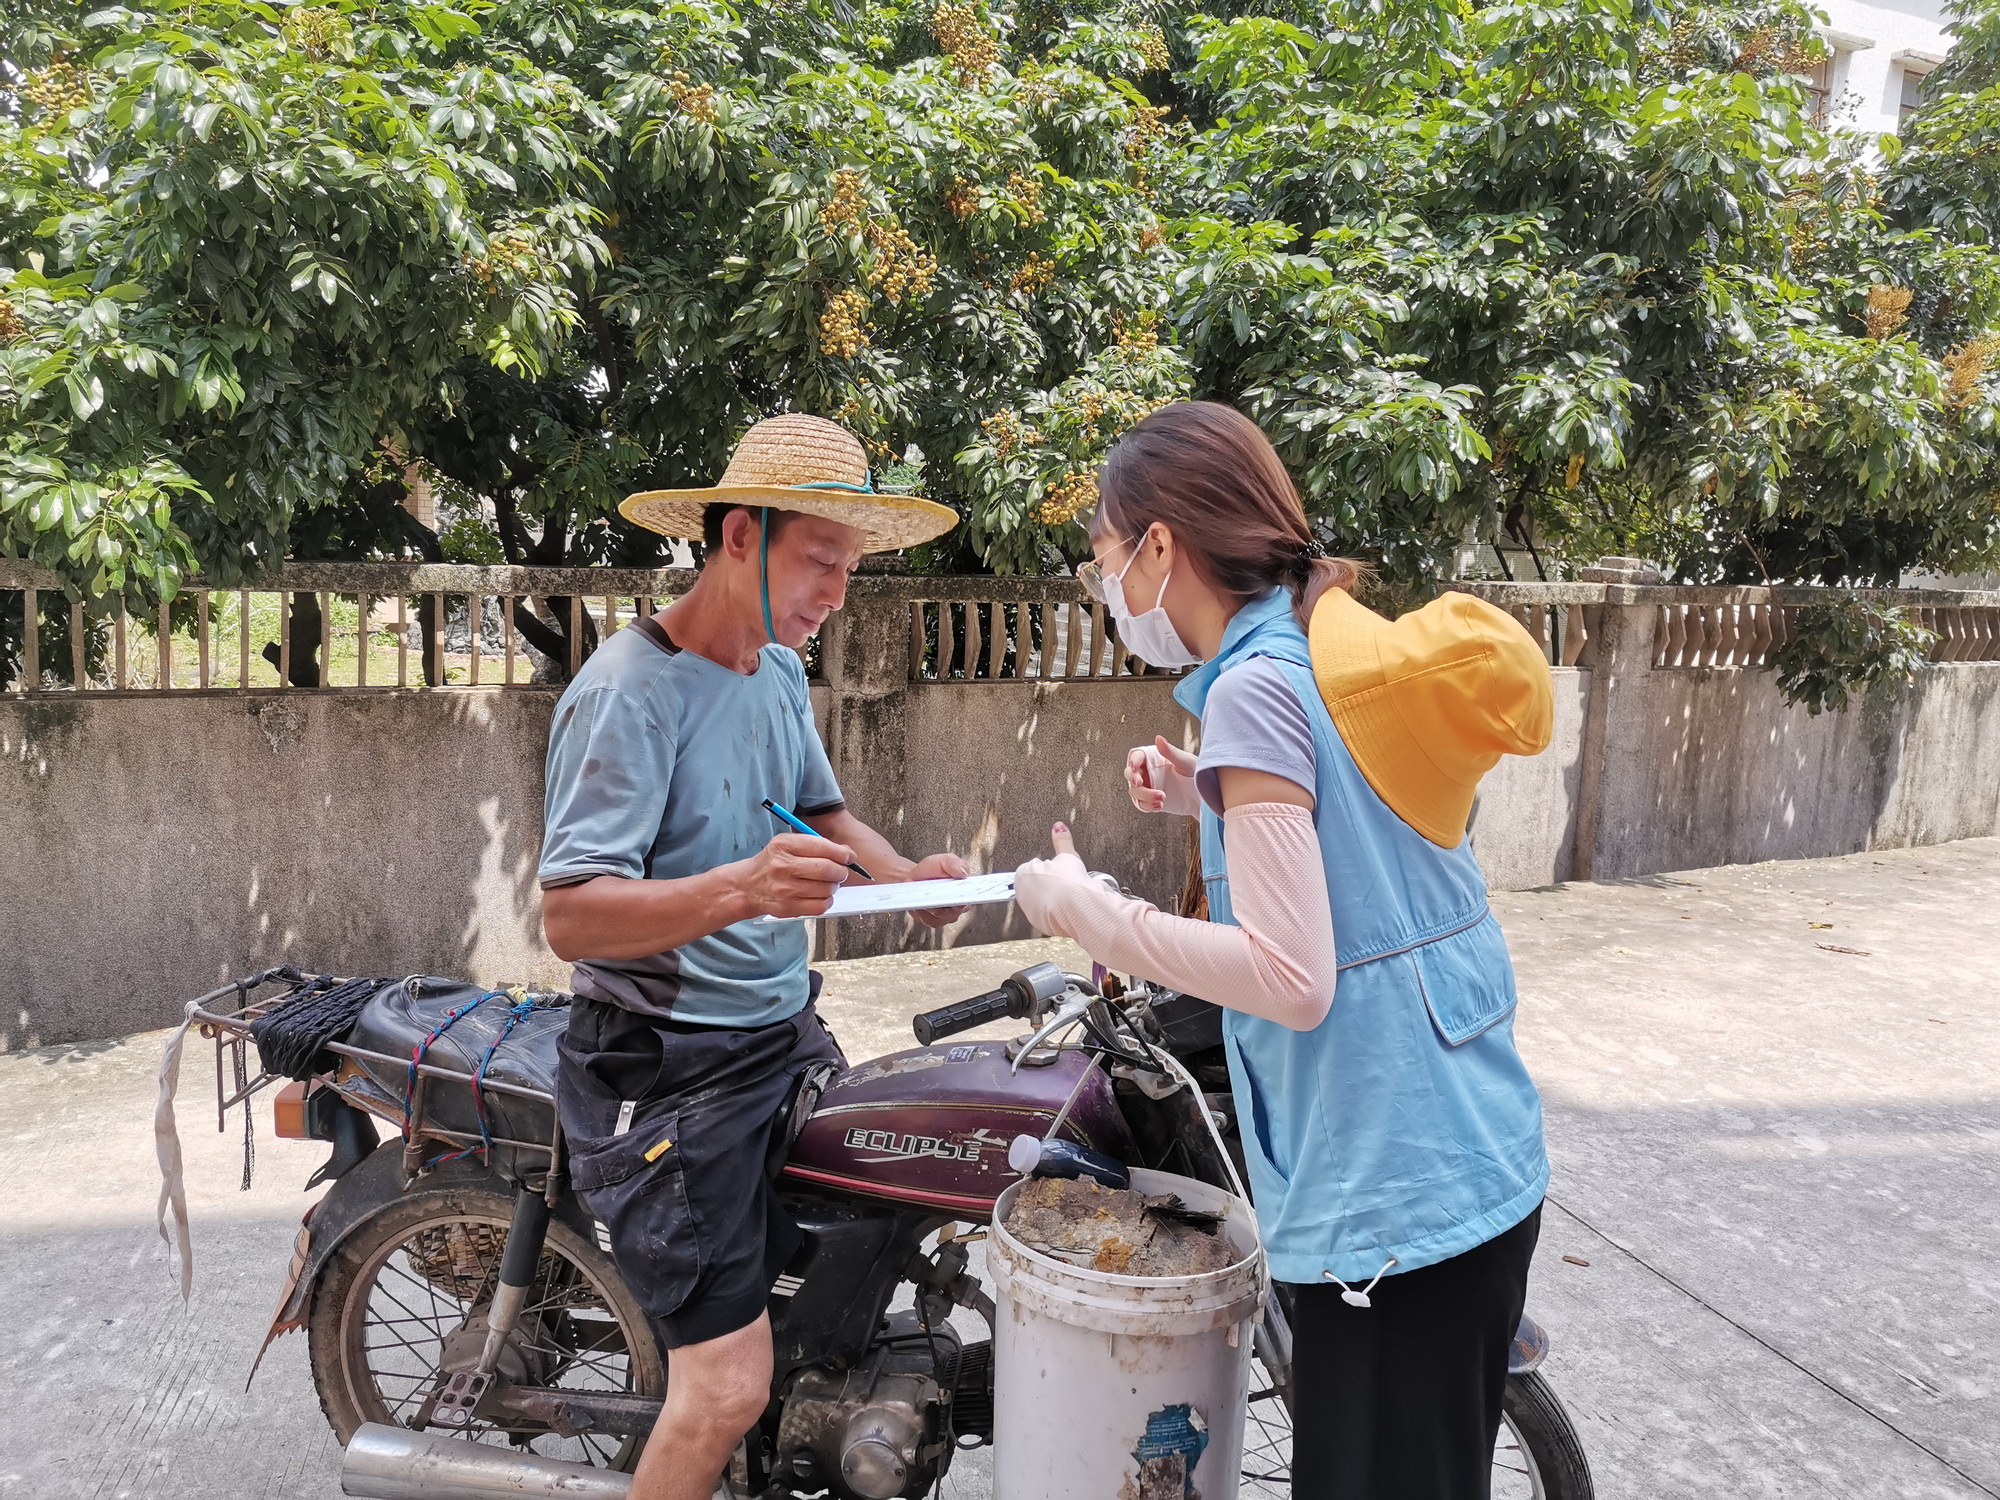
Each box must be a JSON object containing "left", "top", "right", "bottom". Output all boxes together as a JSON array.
[
  {"left": 1014, "top": 823, "right": 1101, "bottom": 937},
  {"left": 1125, "top": 736, "right": 1200, "bottom": 816},
  {"left": 905, "top": 850, "right": 970, "bottom": 928}
]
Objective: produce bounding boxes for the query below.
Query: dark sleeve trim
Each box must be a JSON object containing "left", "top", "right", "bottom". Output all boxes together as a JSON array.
[
  {"left": 795, "top": 798, "right": 847, "bottom": 817},
  {"left": 629, "top": 616, "right": 680, "bottom": 657}
]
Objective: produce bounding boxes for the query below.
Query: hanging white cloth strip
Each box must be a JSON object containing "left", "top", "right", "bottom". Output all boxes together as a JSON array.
[{"left": 155, "top": 1000, "right": 201, "bottom": 1300}]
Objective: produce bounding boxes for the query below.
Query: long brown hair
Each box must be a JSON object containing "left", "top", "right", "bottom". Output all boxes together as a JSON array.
[{"left": 1094, "top": 401, "right": 1360, "bottom": 625}]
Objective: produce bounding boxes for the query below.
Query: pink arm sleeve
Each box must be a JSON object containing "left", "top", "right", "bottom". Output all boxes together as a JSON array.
[{"left": 1013, "top": 803, "right": 1337, "bottom": 1031}]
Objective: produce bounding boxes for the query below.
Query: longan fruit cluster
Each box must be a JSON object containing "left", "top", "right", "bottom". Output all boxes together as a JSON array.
[
  {"left": 821, "top": 168, "right": 868, "bottom": 232},
  {"left": 821, "top": 289, "right": 872, "bottom": 359},
  {"left": 668, "top": 72, "right": 719, "bottom": 124},
  {"left": 1038, "top": 471, "right": 1098, "bottom": 526},
  {"left": 866, "top": 221, "right": 939, "bottom": 301},
  {"left": 464, "top": 231, "right": 542, "bottom": 295},
  {"left": 1011, "top": 253, "right": 1056, "bottom": 296},
  {"left": 982, "top": 409, "right": 1041, "bottom": 459},
  {"left": 1006, "top": 171, "right": 1045, "bottom": 224},
  {"left": 23, "top": 59, "right": 93, "bottom": 116},
  {"left": 932, "top": 2, "right": 1000, "bottom": 89},
  {"left": 945, "top": 179, "right": 980, "bottom": 221}
]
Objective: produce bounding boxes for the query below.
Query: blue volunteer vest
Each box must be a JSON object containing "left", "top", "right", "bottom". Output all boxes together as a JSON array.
[{"left": 1174, "top": 589, "right": 1548, "bottom": 1286}]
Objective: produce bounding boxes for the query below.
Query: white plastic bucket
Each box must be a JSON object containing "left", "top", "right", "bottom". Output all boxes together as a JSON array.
[{"left": 987, "top": 1166, "right": 1266, "bottom": 1500}]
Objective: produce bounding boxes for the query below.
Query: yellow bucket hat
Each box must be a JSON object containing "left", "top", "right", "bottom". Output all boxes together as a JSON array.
[
  {"left": 1309, "top": 588, "right": 1554, "bottom": 848},
  {"left": 620, "top": 413, "right": 957, "bottom": 554}
]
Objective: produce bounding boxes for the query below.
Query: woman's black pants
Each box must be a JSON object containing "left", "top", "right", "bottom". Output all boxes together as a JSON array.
[{"left": 1287, "top": 1205, "right": 1541, "bottom": 1500}]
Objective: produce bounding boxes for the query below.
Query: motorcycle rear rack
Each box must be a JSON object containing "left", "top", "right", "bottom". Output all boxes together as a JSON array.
[{"left": 186, "top": 967, "right": 566, "bottom": 1201}]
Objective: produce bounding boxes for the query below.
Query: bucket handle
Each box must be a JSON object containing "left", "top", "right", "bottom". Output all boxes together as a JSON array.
[{"left": 1145, "top": 1041, "right": 1266, "bottom": 1274}]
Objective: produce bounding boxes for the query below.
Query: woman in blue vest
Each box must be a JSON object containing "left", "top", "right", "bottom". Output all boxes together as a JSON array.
[{"left": 1015, "top": 400, "right": 1552, "bottom": 1500}]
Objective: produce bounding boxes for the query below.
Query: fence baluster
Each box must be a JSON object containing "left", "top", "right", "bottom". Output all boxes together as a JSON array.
[
  {"left": 1562, "top": 605, "right": 1587, "bottom": 667},
  {"left": 432, "top": 594, "right": 446, "bottom": 686},
  {"left": 319, "top": 592, "right": 332, "bottom": 685},
  {"left": 568, "top": 596, "right": 583, "bottom": 678},
  {"left": 114, "top": 599, "right": 128, "bottom": 688},
  {"left": 986, "top": 603, "right": 1005, "bottom": 679},
  {"left": 197, "top": 592, "right": 210, "bottom": 688},
  {"left": 938, "top": 601, "right": 956, "bottom": 679},
  {"left": 356, "top": 594, "right": 370, "bottom": 687},
  {"left": 238, "top": 591, "right": 250, "bottom": 688},
  {"left": 503, "top": 595, "right": 516, "bottom": 685},
  {"left": 468, "top": 594, "right": 482, "bottom": 684},
  {"left": 158, "top": 601, "right": 173, "bottom": 689},
  {"left": 1063, "top": 602, "right": 1082, "bottom": 678},
  {"left": 20, "top": 587, "right": 35, "bottom": 689},
  {"left": 278, "top": 591, "right": 290, "bottom": 687},
  {"left": 964, "top": 602, "right": 982, "bottom": 681},
  {"left": 1039, "top": 603, "right": 1056, "bottom": 679},
  {"left": 396, "top": 597, "right": 409, "bottom": 687},
  {"left": 73, "top": 599, "right": 88, "bottom": 690},
  {"left": 910, "top": 604, "right": 927, "bottom": 682}
]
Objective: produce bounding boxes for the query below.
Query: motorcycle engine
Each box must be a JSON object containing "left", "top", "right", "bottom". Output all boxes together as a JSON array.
[{"left": 773, "top": 1324, "right": 960, "bottom": 1500}]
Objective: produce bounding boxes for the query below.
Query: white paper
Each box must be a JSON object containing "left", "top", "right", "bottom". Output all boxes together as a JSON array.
[{"left": 758, "top": 871, "right": 1016, "bottom": 922}]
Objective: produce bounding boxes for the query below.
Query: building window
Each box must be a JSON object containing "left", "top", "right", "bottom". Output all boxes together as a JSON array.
[
  {"left": 1805, "top": 57, "right": 1834, "bottom": 121},
  {"left": 1893, "top": 49, "right": 1945, "bottom": 127},
  {"left": 1899, "top": 65, "right": 1929, "bottom": 124}
]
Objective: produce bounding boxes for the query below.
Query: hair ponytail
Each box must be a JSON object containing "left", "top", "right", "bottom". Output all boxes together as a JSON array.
[{"left": 1096, "top": 402, "right": 1364, "bottom": 627}]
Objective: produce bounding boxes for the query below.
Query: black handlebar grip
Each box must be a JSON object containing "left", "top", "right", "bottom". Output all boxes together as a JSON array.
[{"left": 913, "top": 986, "right": 1020, "bottom": 1046}]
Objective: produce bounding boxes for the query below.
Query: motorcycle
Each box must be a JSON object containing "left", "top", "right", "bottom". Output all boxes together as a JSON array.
[{"left": 178, "top": 958, "right": 1593, "bottom": 1500}]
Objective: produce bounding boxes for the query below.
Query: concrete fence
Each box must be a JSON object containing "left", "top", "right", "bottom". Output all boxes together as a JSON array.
[{"left": 4, "top": 562, "right": 1998, "bottom": 1047}]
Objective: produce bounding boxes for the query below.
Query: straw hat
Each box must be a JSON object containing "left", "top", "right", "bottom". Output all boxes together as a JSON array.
[
  {"left": 620, "top": 414, "right": 958, "bottom": 553},
  {"left": 1309, "top": 587, "right": 1554, "bottom": 848}
]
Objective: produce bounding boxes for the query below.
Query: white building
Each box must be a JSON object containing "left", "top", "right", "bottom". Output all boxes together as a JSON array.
[{"left": 1811, "top": 0, "right": 1953, "bottom": 136}]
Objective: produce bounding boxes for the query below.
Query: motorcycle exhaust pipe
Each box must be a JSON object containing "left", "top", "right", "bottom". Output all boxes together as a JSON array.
[{"left": 340, "top": 1423, "right": 633, "bottom": 1499}]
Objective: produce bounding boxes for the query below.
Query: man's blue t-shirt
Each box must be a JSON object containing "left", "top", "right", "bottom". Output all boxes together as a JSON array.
[{"left": 537, "top": 619, "right": 843, "bottom": 1027}]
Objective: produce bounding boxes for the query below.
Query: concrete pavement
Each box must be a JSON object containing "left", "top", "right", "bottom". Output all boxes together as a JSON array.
[{"left": 2, "top": 840, "right": 1995, "bottom": 1498}]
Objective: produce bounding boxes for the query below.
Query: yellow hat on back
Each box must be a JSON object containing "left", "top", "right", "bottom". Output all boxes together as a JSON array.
[{"left": 1309, "top": 588, "right": 1554, "bottom": 848}]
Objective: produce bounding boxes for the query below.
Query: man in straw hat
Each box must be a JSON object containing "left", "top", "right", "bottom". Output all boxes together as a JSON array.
[{"left": 537, "top": 414, "right": 963, "bottom": 1500}]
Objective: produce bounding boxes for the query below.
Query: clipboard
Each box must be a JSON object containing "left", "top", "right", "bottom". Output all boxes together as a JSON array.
[{"left": 757, "top": 872, "right": 1016, "bottom": 921}]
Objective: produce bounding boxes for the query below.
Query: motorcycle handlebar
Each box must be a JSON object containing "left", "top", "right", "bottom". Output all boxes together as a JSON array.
[
  {"left": 913, "top": 960, "right": 1070, "bottom": 1046},
  {"left": 912, "top": 986, "right": 1021, "bottom": 1045}
]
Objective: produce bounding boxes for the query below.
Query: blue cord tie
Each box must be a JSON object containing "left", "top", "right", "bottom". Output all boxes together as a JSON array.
[{"left": 761, "top": 474, "right": 875, "bottom": 642}]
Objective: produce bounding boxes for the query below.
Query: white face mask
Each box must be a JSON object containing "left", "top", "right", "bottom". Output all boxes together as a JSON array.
[{"left": 1102, "top": 541, "right": 1201, "bottom": 669}]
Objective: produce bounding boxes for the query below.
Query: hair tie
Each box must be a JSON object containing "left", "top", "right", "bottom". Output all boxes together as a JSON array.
[{"left": 1299, "top": 539, "right": 1326, "bottom": 561}]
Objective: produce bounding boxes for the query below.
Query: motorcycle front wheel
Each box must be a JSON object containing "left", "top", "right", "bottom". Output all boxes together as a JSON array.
[{"left": 306, "top": 1182, "right": 667, "bottom": 1471}]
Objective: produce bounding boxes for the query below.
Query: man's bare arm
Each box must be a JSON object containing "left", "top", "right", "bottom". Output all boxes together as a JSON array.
[{"left": 541, "top": 832, "right": 858, "bottom": 961}]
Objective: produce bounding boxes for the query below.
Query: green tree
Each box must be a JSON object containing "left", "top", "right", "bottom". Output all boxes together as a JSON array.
[
  {"left": 1164, "top": 0, "right": 2000, "bottom": 589},
  {"left": 3, "top": 0, "right": 1174, "bottom": 680},
  {"left": 10, "top": 0, "right": 2000, "bottom": 688}
]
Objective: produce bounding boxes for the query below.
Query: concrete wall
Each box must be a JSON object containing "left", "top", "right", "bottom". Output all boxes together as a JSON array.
[
  {"left": 6, "top": 583, "right": 1999, "bottom": 1047},
  {"left": 1587, "top": 609, "right": 2000, "bottom": 878},
  {"left": 0, "top": 679, "right": 1196, "bottom": 1047}
]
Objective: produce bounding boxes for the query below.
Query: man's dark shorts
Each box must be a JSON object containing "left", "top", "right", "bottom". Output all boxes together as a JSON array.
[{"left": 557, "top": 992, "right": 845, "bottom": 1349}]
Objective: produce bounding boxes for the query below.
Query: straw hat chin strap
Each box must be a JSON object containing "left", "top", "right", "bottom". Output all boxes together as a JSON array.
[{"left": 756, "top": 477, "right": 875, "bottom": 645}]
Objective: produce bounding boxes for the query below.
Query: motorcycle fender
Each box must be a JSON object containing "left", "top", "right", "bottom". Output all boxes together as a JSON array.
[
  {"left": 249, "top": 1143, "right": 572, "bottom": 1383},
  {"left": 1510, "top": 1313, "right": 1550, "bottom": 1375}
]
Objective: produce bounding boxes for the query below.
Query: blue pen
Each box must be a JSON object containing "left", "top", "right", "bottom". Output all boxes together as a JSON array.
[{"left": 762, "top": 798, "right": 873, "bottom": 881}]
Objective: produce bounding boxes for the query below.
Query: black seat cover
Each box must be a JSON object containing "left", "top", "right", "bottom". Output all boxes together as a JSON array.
[{"left": 340, "top": 977, "right": 568, "bottom": 1185}]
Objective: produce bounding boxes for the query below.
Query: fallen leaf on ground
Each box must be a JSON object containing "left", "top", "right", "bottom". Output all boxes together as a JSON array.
[
  {"left": 1808, "top": 921, "right": 1834, "bottom": 929},
  {"left": 1816, "top": 943, "right": 1871, "bottom": 956},
  {"left": 1562, "top": 1255, "right": 1591, "bottom": 1268}
]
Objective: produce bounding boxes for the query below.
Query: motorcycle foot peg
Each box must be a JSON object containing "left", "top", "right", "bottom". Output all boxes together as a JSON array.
[{"left": 431, "top": 1369, "right": 492, "bottom": 1429}]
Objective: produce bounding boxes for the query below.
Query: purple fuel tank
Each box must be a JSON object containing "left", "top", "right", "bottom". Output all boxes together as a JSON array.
[{"left": 781, "top": 1042, "right": 1135, "bottom": 1220}]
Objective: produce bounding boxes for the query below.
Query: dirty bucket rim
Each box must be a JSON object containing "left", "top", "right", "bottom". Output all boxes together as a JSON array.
[{"left": 990, "top": 1172, "right": 1264, "bottom": 1289}]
